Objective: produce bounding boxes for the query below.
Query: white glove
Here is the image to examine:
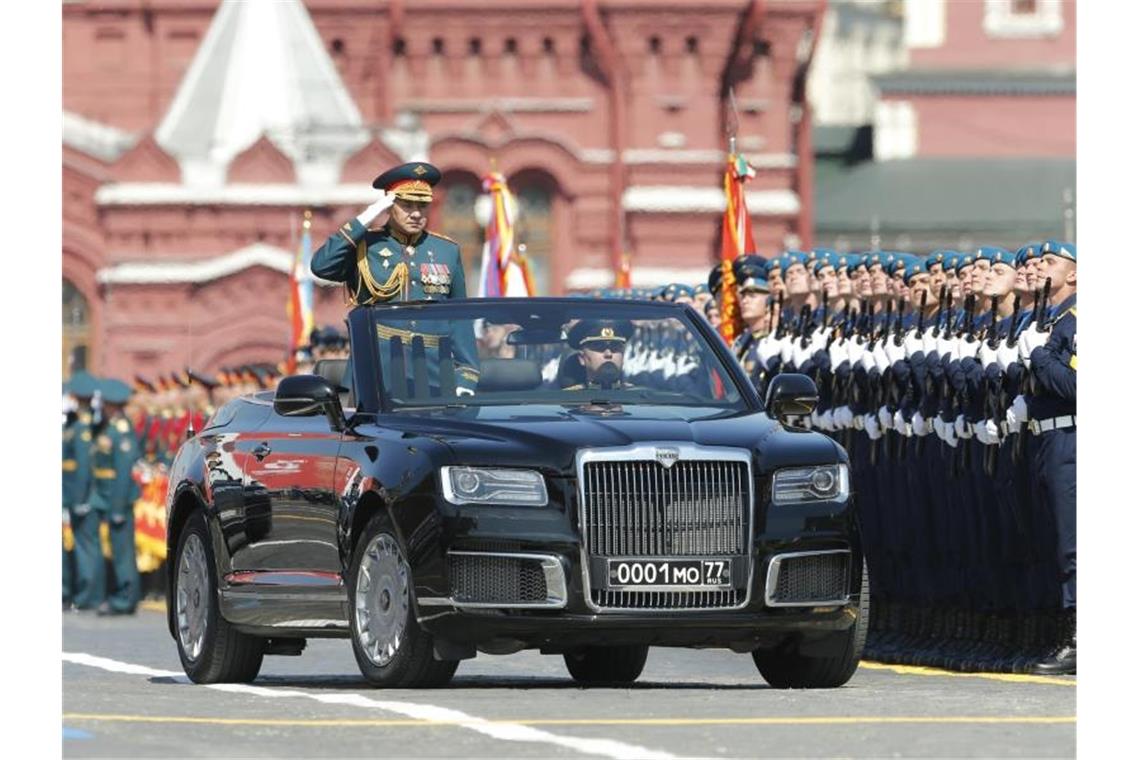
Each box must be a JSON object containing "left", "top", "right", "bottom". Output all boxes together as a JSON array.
[
  {"left": 922, "top": 327, "right": 939, "bottom": 355},
  {"left": 456, "top": 387, "right": 475, "bottom": 397},
  {"left": 1019, "top": 327, "right": 1048, "bottom": 362},
  {"left": 932, "top": 416, "right": 945, "bottom": 442},
  {"left": 859, "top": 347, "right": 876, "bottom": 373},
  {"left": 941, "top": 417, "right": 958, "bottom": 448},
  {"left": 956, "top": 338, "right": 979, "bottom": 361},
  {"left": 973, "top": 420, "right": 997, "bottom": 445},
  {"left": 847, "top": 338, "right": 865, "bottom": 366},
  {"left": 937, "top": 333, "right": 956, "bottom": 362},
  {"left": 834, "top": 406, "right": 852, "bottom": 428},
  {"left": 878, "top": 405, "right": 893, "bottom": 431},
  {"left": 864, "top": 414, "right": 882, "bottom": 440},
  {"left": 1005, "top": 405, "right": 1019, "bottom": 431},
  {"left": 1008, "top": 394, "right": 1028, "bottom": 424},
  {"left": 977, "top": 341, "right": 999, "bottom": 369},
  {"left": 779, "top": 336, "right": 795, "bottom": 366},
  {"left": 792, "top": 341, "right": 813, "bottom": 371},
  {"left": 982, "top": 418, "right": 1000, "bottom": 444},
  {"left": 884, "top": 337, "right": 906, "bottom": 365},
  {"left": 996, "top": 341, "right": 1019, "bottom": 372},
  {"left": 829, "top": 339, "right": 848, "bottom": 371},
  {"left": 355, "top": 192, "right": 395, "bottom": 227},
  {"left": 913, "top": 410, "right": 929, "bottom": 437},
  {"left": 872, "top": 342, "right": 890, "bottom": 373},
  {"left": 893, "top": 409, "right": 907, "bottom": 433},
  {"left": 904, "top": 329, "right": 924, "bottom": 358},
  {"left": 820, "top": 409, "right": 835, "bottom": 431},
  {"left": 809, "top": 328, "right": 829, "bottom": 354},
  {"left": 757, "top": 336, "right": 780, "bottom": 364},
  {"left": 954, "top": 414, "right": 968, "bottom": 439}
]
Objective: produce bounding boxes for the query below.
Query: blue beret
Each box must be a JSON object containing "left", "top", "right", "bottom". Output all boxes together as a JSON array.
[
  {"left": 784, "top": 250, "right": 810, "bottom": 267},
  {"left": 955, "top": 252, "right": 975, "bottom": 272},
  {"left": 1041, "top": 240, "right": 1076, "bottom": 262},
  {"left": 1015, "top": 243, "right": 1038, "bottom": 265},
  {"left": 68, "top": 370, "right": 99, "bottom": 398},
  {"left": 903, "top": 258, "right": 928, "bottom": 284},
  {"left": 100, "top": 378, "right": 133, "bottom": 405},
  {"left": 811, "top": 248, "right": 839, "bottom": 274},
  {"left": 944, "top": 253, "right": 960, "bottom": 271},
  {"left": 371, "top": 161, "right": 442, "bottom": 200},
  {"left": 674, "top": 284, "right": 695, "bottom": 299},
  {"left": 982, "top": 247, "right": 1016, "bottom": 267},
  {"left": 694, "top": 282, "right": 709, "bottom": 296}
]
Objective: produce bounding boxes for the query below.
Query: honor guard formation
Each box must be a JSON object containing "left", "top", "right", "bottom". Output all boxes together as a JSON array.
[{"left": 66, "top": 157, "right": 1076, "bottom": 678}]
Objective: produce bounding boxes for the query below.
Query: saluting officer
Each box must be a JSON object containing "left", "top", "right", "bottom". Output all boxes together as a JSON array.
[
  {"left": 90, "top": 379, "right": 142, "bottom": 616},
  {"left": 311, "top": 161, "right": 479, "bottom": 394}
]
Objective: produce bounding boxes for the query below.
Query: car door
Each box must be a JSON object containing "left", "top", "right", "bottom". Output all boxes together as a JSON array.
[{"left": 239, "top": 413, "right": 343, "bottom": 580}]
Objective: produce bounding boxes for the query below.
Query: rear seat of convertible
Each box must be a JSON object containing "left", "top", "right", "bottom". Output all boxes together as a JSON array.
[{"left": 313, "top": 358, "right": 354, "bottom": 409}]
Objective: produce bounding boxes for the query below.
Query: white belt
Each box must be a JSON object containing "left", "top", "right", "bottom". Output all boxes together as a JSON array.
[{"left": 1029, "top": 415, "right": 1076, "bottom": 436}]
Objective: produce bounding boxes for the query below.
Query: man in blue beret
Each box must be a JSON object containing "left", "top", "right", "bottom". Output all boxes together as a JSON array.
[{"left": 90, "top": 379, "right": 142, "bottom": 615}]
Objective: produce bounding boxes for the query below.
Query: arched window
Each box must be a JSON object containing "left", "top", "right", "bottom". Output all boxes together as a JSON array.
[
  {"left": 436, "top": 173, "right": 484, "bottom": 295},
  {"left": 63, "top": 278, "right": 90, "bottom": 377}
]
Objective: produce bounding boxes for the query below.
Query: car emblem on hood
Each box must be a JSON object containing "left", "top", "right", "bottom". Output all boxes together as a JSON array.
[{"left": 655, "top": 447, "right": 680, "bottom": 469}]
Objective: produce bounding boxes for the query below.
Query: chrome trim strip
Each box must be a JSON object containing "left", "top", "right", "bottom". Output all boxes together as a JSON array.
[
  {"left": 425, "top": 551, "right": 568, "bottom": 610},
  {"left": 764, "top": 549, "right": 852, "bottom": 608},
  {"left": 576, "top": 443, "right": 755, "bottom": 613}
]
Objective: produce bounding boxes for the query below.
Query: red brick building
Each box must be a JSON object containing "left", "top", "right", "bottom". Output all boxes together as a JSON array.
[{"left": 63, "top": 0, "right": 824, "bottom": 381}]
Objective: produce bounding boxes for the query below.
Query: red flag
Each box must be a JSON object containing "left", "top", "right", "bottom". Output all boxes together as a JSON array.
[{"left": 718, "top": 153, "right": 756, "bottom": 343}]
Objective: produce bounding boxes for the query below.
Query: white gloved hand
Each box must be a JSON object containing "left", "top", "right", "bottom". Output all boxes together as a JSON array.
[
  {"left": 937, "top": 333, "right": 956, "bottom": 362},
  {"left": 954, "top": 414, "right": 968, "bottom": 439},
  {"left": 922, "top": 327, "right": 939, "bottom": 354},
  {"left": 757, "top": 336, "right": 780, "bottom": 364},
  {"left": 941, "top": 417, "right": 958, "bottom": 447},
  {"left": 859, "top": 347, "right": 876, "bottom": 373},
  {"left": 829, "top": 338, "right": 848, "bottom": 371},
  {"left": 820, "top": 409, "right": 835, "bottom": 431},
  {"left": 847, "top": 338, "right": 865, "bottom": 366},
  {"left": 864, "top": 414, "right": 882, "bottom": 440},
  {"left": 355, "top": 192, "right": 395, "bottom": 227},
  {"left": 904, "top": 329, "right": 924, "bottom": 358},
  {"left": 996, "top": 341, "right": 1019, "bottom": 372},
  {"left": 809, "top": 328, "right": 829, "bottom": 354},
  {"left": 893, "top": 409, "right": 907, "bottom": 433},
  {"left": 1005, "top": 405, "right": 1019, "bottom": 431},
  {"left": 872, "top": 341, "right": 890, "bottom": 373},
  {"left": 456, "top": 387, "right": 475, "bottom": 397},
  {"left": 1009, "top": 394, "right": 1028, "bottom": 424},
  {"left": 834, "top": 406, "right": 852, "bottom": 428},
  {"left": 878, "top": 405, "right": 893, "bottom": 431},
  {"left": 792, "top": 341, "right": 813, "bottom": 371},
  {"left": 779, "top": 336, "right": 795, "bottom": 365},
  {"left": 973, "top": 420, "right": 993, "bottom": 445},
  {"left": 884, "top": 337, "right": 906, "bottom": 365},
  {"left": 932, "top": 416, "right": 945, "bottom": 442},
  {"left": 913, "top": 410, "right": 929, "bottom": 437},
  {"left": 982, "top": 418, "right": 1000, "bottom": 444},
  {"left": 977, "top": 340, "right": 999, "bottom": 369},
  {"left": 956, "top": 338, "right": 979, "bottom": 361},
  {"left": 1019, "top": 327, "right": 1048, "bottom": 362}
]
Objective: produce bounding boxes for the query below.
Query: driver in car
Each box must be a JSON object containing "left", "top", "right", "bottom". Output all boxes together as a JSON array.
[{"left": 563, "top": 319, "right": 635, "bottom": 391}]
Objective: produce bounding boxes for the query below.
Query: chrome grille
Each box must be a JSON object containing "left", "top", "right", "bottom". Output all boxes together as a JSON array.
[
  {"left": 591, "top": 588, "right": 743, "bottom": 610},
  {"left": 448, "top": 554, "right": 547, "bottom": 604},
  {"left": 582, "top": 460, "right": 748, "bottom": 557}
]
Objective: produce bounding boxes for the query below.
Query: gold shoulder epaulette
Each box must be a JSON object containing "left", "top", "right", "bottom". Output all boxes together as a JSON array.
[{"left": 427, "top": 229, "right": 459, "bottom": 246}]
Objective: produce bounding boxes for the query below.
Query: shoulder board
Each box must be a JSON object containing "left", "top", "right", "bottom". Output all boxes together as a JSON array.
[
  {"left": 1067, "top": 307, "right": 1077, "bottom": 318},
  {"left": 427, "top": 230, "right": 459, "bottom": 246}
]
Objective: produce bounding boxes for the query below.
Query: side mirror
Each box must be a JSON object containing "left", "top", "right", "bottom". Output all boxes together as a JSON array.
[
  {"left": 274, "top": 374, "right": 346, "bottom": 431},
  {"left": 764, "top": 373, "right": 818, "bottom": 424}
]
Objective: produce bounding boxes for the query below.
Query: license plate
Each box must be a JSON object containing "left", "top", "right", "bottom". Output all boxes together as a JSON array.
[{"left": 607, "top": 559, "right": 732, "bottom": 590}]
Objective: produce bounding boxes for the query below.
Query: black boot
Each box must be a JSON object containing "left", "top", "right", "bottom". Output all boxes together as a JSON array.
[{"left": 1031, "top": 609, "right": 1076, "bottom": 676}]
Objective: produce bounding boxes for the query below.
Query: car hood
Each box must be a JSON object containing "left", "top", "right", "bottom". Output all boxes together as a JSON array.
[{"left": 366, "top": 404, "right": 844, "bottom": 475}]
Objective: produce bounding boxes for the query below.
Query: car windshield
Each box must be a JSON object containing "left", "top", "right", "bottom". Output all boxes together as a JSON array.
[{"left": 364, "top": 299, "right": 747, "bottom": 411}]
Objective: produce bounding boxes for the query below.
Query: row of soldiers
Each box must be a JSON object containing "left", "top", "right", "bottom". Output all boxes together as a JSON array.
[{"left": 711, "top": 243, "right": 1077, "bottom": 675}]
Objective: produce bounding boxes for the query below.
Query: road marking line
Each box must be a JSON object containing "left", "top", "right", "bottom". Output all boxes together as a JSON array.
[
  {"left": 138, "top": 600, "right": 165, "bottom": 612},
  {"left": 62, "top": 652, "right": 675, "bottom": 760},
  {"left": 64, "top": 713, "right": 1077, "bottom": 728},
  {"left": 859, "top": 661, "right": 1076, "bottom": 687}
]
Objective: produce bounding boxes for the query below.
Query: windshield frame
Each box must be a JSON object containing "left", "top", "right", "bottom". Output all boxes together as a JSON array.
[{"left": 345, "top": 298, "right": 762, "bottom": 415}]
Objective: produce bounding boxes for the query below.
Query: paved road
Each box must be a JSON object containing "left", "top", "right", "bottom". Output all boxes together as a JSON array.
[{"left": 63, "top": 604, "right": 1074, "bottom": 758}]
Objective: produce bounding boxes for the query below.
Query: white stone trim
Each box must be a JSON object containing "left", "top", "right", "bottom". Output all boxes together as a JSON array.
[
  {"left": 63, "top": 111, "right": 137, "bottom": 162},
  {"left": 873, "top": 100, "right": 917, "bottom": 161},
  {"left": 903, "top": 0, "right": 946, "bottom": 49},
  {"left": 983, "top": 0, "right": 1063, "bottom": 38},
  {"left": 404, "top": 97, "right": 595, "bottom": 113},
  {"left": 95, "top": 242, "right": 339, "bottom": 286},
  {"left": 95, "top": 182, "right": 381, "bottom": 206},
  {"left": 565, "top": 266, "right": 714, "bottom": 290},
  {"left": 622, "top": 186, "right": 800, "bottom": 215}
]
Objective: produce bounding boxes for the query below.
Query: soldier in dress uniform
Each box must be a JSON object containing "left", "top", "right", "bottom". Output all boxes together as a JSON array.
[
  {"left": 730, "top": 259, "right": 774, "bottom": 393},
  {"left": 91, "top": 379, "right": 142, "bottom": 616},
  {"left": 563, "top": 319, "right": 636, "bottom": 390},
  {"left": 63, "top": 371, "right": 98, "bottom": 611},
  {"left": 1018, "top": 240, "right": 1077, "bottom": 675},
  {"left": 311, "top": 161, "right": 479, "bottom": 395}
]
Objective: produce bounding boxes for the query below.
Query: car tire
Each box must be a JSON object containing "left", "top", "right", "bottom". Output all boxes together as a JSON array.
[
  {"left": 563, "top": 644, "right": 649, "bottom": 685},
  {"left": 348, "top": 512, "right": 458, "bottom": 688},
  {"left": 752, "top": 559, "right": 869, "bottom": 689},
  {"left": 174, "top": 511, "right": 265, "bottom": 683}
]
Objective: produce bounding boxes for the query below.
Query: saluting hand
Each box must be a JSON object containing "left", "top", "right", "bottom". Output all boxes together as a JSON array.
[{"left": 356, "top": 192, "right": 395, "bottom": 227}]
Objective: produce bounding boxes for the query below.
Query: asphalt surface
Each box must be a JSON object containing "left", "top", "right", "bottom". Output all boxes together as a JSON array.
[{"left": 63, "top": 603, "right": 1075, "bottom": 758}]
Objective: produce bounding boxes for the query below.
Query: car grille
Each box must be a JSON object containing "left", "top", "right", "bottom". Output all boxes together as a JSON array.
[
  {"left": 581, "top": 460, "right": 749, "bottom": 557},
  {"left": 591, "top": 588, "right": 744, "bottom": 610},
  {"left": 448, "top": 554, "right": 548, "bottom": 605},
  {"left": 766, "top": 551, "right": 850, "bottom": 606}
]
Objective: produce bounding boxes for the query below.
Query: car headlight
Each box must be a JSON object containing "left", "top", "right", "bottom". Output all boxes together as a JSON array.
[
  {"left": 440, "top": 466, "right": 549, "bottom": 506},
  {"left": 771, "top": 464, "right": 849, "bottom": 504}
]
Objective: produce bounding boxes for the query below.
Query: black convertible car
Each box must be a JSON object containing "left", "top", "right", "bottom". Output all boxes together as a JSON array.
[{"left": 165, "top": 298, "right": 864, "bottom": 689}]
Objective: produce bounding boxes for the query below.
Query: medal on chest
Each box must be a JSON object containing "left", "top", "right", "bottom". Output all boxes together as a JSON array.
[{"left": 420, "top": 263, "right": 452, "bottom": 295}]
